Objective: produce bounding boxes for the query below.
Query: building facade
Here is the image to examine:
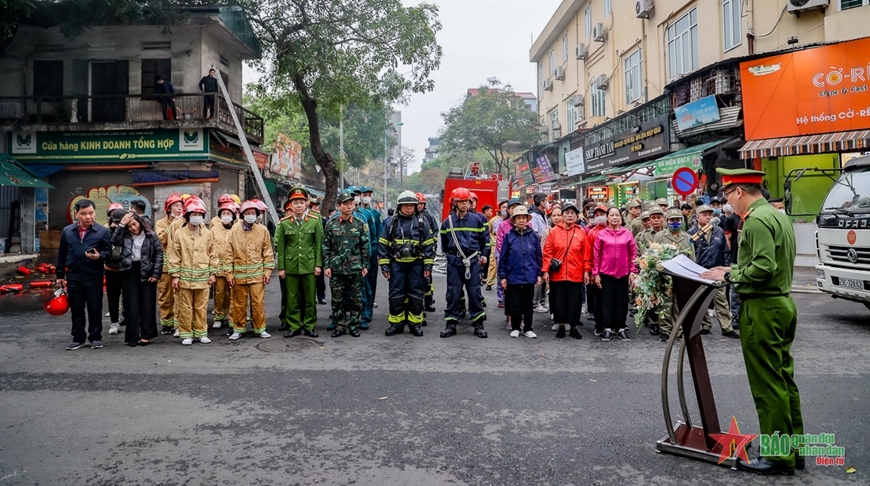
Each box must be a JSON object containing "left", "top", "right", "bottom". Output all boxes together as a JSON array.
[{"left": 0, "top": 6, "right": 265, "bottom": 255}]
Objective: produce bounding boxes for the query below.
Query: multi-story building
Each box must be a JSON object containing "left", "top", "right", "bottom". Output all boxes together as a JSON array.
[
  {"left": 423, "top": 137, "right": 442, "bottom": 164},
  {"left": 528, "top": 0, "right": 870, "bottom": 209},
  {"left": 0, "top": 5, "right": 265, "bottom": 255}
]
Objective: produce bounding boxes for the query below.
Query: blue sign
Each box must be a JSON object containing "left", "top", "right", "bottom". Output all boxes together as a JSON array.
[{"left": 674, "top": 96, "right": 721, "bottom": 131}]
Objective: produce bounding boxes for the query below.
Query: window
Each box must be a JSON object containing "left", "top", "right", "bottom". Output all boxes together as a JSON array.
[
  {"left": 550, "top": 108, "right": 560, "bottom": 139},
  {"left": 723, "top": 0, "right": 741, "bottom": 51},
  {"left": 566, "top": 99, "right": 576, "bottom": 129},
  {"left": 562, "top": 33, "right": 569, "bottom": 61},
  {"left": 667, "top": 8, "right": 699, "bottom": 80},
  {"left": 841, "top": 0, "right": 869, "bottom": 10},
  {"left": 605, "top": 0, "right": 612, "bottom": 17},
  {"left": 33, "top": 60, "right": 64, "bottom": 99},
  {"left": 624, "top": 49, "right": 643, "bottom": 104},
  {"left": 585, "top": 6, "right": 592, "bottom": 38},
  {"left": 591, "top": 78, "right": 606, "bottom": 117},
  {"left": 538, "top": 63, "right": 545, "bottom": 97},
  {"left": 549, "top": 49, "right": 555, "bottom": 75},
  {"left": 141, "top": 58, "right": 171, "bottom": 97}
]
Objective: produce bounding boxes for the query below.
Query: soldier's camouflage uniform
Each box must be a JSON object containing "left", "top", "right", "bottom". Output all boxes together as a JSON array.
[{"left": 323, "top": 213, "right": 370, "bottom": 332}]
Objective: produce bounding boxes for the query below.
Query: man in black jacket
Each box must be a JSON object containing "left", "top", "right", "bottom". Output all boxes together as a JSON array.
[
  {"left": 689, "top": 205, "right": 739, "bottom": 338},
  {"left": 155, "top": 76, "right": 177, "bottom": 120},
  {"left": 56, "top": 199, "right": 112, "bottom": 350},
  {"left": 199, "top": 68, "right": 219, "bottom": 118}
]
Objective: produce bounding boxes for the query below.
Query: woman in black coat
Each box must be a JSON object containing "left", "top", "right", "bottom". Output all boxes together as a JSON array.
[{"left": 112, "top": 212, "right": 163, "bottom": 346}]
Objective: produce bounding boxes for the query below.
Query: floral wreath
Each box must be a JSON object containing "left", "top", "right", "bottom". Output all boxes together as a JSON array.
[{"left": 633, "top": 242, "right": 691, "bottom": 329}]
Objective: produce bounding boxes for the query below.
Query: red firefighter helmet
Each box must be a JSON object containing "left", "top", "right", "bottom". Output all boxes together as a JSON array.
[
  {"left": 415, "top": 192, "right": 426, "bottom": 203},
  {"left": 450, "top": 187, "right": 471, "bottom": 203},
  {"left": 106, "top": 202, "right": 124, "bottom": 216},
  {"left": 218, "top": 202, "right": 236, "bottom": 216},
  {"left": 184, "top": 198, "right": 207, "bottom": 215},
  {"left": 469, "top": 192, "right": 479, "bottom": 202},
  {"left": 255, "top": 200, "right": 268, "bottom": 212},
  {"left": 163, "top": 193, "right": 183, "bottom": 213},
  {"left": 44, "top": 290, "right": 69, "bottom": 316},
  {"left": 217, "top": 194, "right": 235, "bottom": 206},
  {"left": 240, "top": 200, "right": 260, "bottom": 214}
]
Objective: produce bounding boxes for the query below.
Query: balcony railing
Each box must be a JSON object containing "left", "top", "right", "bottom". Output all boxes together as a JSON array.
[{"left": 0, "top": 93, "right": 264, "bottom": 142}]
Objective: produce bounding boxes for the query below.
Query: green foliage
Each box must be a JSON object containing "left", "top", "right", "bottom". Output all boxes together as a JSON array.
[{"left": 440, "top": 78, "right": 540, "bottom": 178}]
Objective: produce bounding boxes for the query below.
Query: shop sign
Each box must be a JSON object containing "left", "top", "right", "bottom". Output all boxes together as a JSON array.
[
  {"left": 565, "top": 147, "right": 585, "bottom": 176},
  {"left": 674, "top": 96, "right": 720, "bottom": 131},
  {"left": 9, "top": 129, "right": 209, "bottom": 162},
  {"left": 531, "top": 154, "right": 556, "bottom": 183},
  {"left": 587, "top": 186, "right": 608, "bottom": 200},
  {"left": 655, "top": 152, "right": 702, "bottom": 176},
  {"left": 582, "top": 115, "right": 670, "bottom": 172},
  {"left": 741, "top": 37, "right": 870, "bottom": 140}
]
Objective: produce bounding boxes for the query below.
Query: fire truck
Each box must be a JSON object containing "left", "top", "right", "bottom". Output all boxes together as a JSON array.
[{"left": 440, "top": 162, "right": 510, "bottom": 221}]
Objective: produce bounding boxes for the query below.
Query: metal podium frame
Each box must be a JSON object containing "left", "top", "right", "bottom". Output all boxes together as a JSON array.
[{"left": 654, "top": 270, "right": 739, "bottom": 469}]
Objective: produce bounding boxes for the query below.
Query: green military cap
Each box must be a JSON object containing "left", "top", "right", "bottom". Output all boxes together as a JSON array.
[
  {"left": 648, "top": 207, "right": 664, "bottom": 216},
  {"left": 716, "top": 168, "right": 766, "bottom": 189},
  {"left": 349, "top": 185, "right": 361, "bottom": 194},
  {"left": 359, "top": 186, "right": 373, "bottom": 194},
  {"left": 666, "top": 208, "right": 683, "bottom": 220},
  {"left": 655, "top": 198, "right": 669, "bottom": 206},
  {"left": 337, "top": 189, "right": 356, "bottom": 203},
  {"left": 627, "top": 200, "right": 642, "bottom": 210},
  {"left": 287, "top": 186, "right": 309, "bottom": 201},
  {"left": 643, "top": 201, "right": 657, "bottom": 211},
  {"left": 696, "top": 204, "right": 713, "bottom": 214},
  {"left": 640, "top": 210, "right": 650, "bottom": 219},
  {"left": 309, "top": 196, "right": 320, "bottom": 205}
]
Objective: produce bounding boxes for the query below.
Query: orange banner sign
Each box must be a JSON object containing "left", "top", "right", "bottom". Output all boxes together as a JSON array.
[{"left": 741, "top": 37, "right": 870, "bottom": 141}]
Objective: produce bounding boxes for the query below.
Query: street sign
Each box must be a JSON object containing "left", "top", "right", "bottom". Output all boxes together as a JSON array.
[{"left": 672, "top": 167, "right": 699, "bottom": 196}]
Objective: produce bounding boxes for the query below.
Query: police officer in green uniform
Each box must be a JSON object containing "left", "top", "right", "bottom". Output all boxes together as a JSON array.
[
  {"left": 276, "top": 187, "right": 323, "bottom": 338},
  {"left": 630, "top": 205, "right": 646, "bottom": 237},
  {"left": 636, "top": 207, "right": 665, "bottom": 249},
  {"left": 653, "top": 208, "right": 695, "bottom": 341},
  {"left": 323, "top": 189, "right": 370, "bottom": 338},
  {"left": 701, "top": 168, "right": 803, "bottom": 475}
]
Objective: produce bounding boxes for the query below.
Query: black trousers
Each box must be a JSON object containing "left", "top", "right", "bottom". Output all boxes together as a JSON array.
[
  {"left": 597, "top": 274, "right": 630, "bottom": 332},
  {"left": 105, "top": 269, "right": 122, "bottom": 323},
  {"left": 316, "top": 273, "right": 326, "bottom": 301},
  {"left": 587, "top": 282, "right": 602, "bottom": 320},
  {"left": 67, "top": 275, "right": 104, "bottom": 343},
  {"left": 550, "top": 281, "right": 584, "bottom": 326},
  {"left": 505, "top": 283, "right": 535, "bottom": 332},
  {"left": 121, "top": 263, "right": 158, "bottom": 344},
  {"left": 203, "top": 93, "right": 215, "bottom": 117}
]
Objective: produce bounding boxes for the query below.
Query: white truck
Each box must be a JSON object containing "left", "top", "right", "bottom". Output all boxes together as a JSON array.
[{"left": 785, "top": 154, "right": 870, "bottom": 310}]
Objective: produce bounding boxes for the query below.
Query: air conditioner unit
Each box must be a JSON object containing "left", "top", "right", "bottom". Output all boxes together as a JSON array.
[
  {"left": 787, "top": 0, "right": 829, "bottom": 14},
  {"left": 543, "top": 78, "right": 553, "bottom": 91},
  {"left": 596, "top": 75, "right": 609, "bottom": 90},
  {"left": 573, "top": 94, "right": 584, "bottom": 107},
  {"left": 555, "top": 67, "right": 565, "bottom": 81},
  {"left": 551, "top": 120, "right": 562, "bottom": 130},
  {"left": 573, "top": 107, "right": 584, "bottom": 124},
  {"left": 636, "top": 0, "right": 654, "bottom": 19},
  {"left": 593, "top": 23, "right": 607, "bottom": 42},
  {"left": 575, "top": 43, "right": 588, "bottom": 60}
]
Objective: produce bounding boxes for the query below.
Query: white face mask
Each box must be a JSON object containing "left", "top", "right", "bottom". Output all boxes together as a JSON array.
[
  {"left": 595, "top": 216, "right": 607, "bottom": 226},
  {"left": 221, "top": 215, "right": 233, "bottom": 225},
  {"left": 244, "top": 214, "right": 257, "bottom": 224},
  {"left": 188, "top": 215, "right": 203, "bottom": 226},
  {"left": 362, "top": 196, "right": 372, "bottom": 205},
  {"left": 354, "top": 196, "right": 361, "bottom": 204}
]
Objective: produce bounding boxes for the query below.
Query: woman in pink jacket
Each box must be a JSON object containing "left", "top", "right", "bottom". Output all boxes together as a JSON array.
[{"left": 591, "top": 207, "right": 638, "bottom": 342}]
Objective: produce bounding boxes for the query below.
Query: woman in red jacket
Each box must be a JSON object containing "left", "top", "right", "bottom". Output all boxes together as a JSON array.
[{"left": 542, "top": 202, "right": 591, "bottom": 339}]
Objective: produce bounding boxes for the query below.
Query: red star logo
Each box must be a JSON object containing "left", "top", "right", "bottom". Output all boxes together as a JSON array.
[{"left": 709, "top": 417, "right": 758, "bottom": 464}]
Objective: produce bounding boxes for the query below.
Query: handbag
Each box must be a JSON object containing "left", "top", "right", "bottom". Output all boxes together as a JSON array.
[{"left": 549, "top": 227, "right": 575, "bottom": 273}]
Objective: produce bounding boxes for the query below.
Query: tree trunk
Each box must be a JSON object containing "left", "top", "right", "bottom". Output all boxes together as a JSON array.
[{"left": 293, "top": 73, "right": 339, "bottom": 212}]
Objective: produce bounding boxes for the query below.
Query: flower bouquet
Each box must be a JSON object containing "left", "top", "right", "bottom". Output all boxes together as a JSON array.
[{"left": 633, "top": 242, "right": 691, "bottom": 329}]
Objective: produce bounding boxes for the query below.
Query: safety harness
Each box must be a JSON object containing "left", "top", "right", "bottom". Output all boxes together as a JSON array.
[{"left": 447, "top": 212, "right": 479, "bottom": 280}]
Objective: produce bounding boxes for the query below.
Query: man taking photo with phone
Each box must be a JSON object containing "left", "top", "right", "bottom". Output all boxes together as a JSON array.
[{"left": 56, "top": 199, "right": 112, "bottom": 350}]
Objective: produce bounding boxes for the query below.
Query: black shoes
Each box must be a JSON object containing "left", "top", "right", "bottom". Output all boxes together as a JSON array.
[
  {"left": 617, "top": 329, "right": 630, "bottom": 341},
  {"left": 796, "top": 457, "right": 806, "bottom": 470},
  {"left": 409, "top": 324, "right": 423, "bottom": 337},
  {"left": 485, "top": 285, "right": 492, "bottom": 291},
  {"left": 723, "top": 330, "right": 740, "bottom": 339},
  {"left": 570, "top": 327, "right": 583, "bottom": 340},
  {"left": 424, "top": 304, "right": 436, "bottom": 312},
  {"left": 304, "top": 329, "right": 319, "bottom": 338},
  {"left": 556, "top": 327, "right": 566, "bottom": 339},
  {"left": 660, "top": 333, "right": 669, "bottom": 342},
  {"left": 284, "top": 329, "right": 303, "bottom": 338},
  {"left": 737, "top": 457, "right": 795, "bottom": 476},
  {"left": 601, "top": 329, "right": 612, "bottom": 342},
  {"left": 440, "top": 323, "right": 457, "bottom": 338},
  {"left": 317, "top": 298, "right": 327, "bottom": 305},
  {"left": 649, "top": 324, "right": 660, "bottom": 335},
  {"left": 473, "top": 325, "right": 488, "bottom": 338},
  {"left": 385, "top": 324, "right": 404, "bottom": 336},
  {"left": 331, "top": 328, "right": 345, "bottom": 338},
  {"left": 700, "top": 329, "right": 711, "bottom": 335},
  {"left": 349, "top": 328, "right": 361, "bottom": 337}
]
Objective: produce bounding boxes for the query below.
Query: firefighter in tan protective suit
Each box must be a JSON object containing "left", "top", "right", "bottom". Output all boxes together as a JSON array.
[
  {"left": 209, "top": 199, "right": 238, "bottom": 328},
  {"left": 155, "top": 193, "right": 183, "bottom": 335},
  {"left": 227, "top": 200, "right": 275, "bottom": 340},
  {"left": 167, "top": 197, "right": 218, "bottom": 346}
]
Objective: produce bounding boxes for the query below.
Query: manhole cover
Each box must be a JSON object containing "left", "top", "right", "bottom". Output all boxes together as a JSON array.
[{"left": 256, "top": 338, "right": 322, "bottom": 353}]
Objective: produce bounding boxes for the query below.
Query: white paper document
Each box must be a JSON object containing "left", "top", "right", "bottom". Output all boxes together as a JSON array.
[{"left": 659, "top": 254, "right": 721, "bottom": 286}]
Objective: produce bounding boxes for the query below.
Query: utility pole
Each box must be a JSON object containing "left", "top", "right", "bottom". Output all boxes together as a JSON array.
[
  {"left": 383, "top": 129, "right": 389, "bottom": 211},
  {"left": 339, "top": 104, "right": 344, "bottom": 190}
]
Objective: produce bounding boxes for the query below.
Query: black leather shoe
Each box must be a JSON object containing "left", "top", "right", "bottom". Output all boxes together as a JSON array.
[
  {"left": 410, "top": 325, "right": 423, "bottom": 336},
  {"left": 650, "top": 324, "right": 660, "bottom": 335},
  {"left": 284, "top": 329, "right": 303, "bottom": 338},
  {"left": 421, "top": 320, "right": 427, "bottom": 327},
  {"left": 474, "top": 326, "right": 488, "bottom": 338},
  {"left": 349, "top": 328, "right": 361, "bottom": 337},
  {"left": 556, "top": 327, "right": 566, "bottom": 339},
  {"left": 304, "top": 329, "right": 319, "bottom": 338},
  {"left": 738, "top": 457, "right": 795, "bottom": 476},
  {"left": 440, "top": 325, "right": 457, "bottom": 338},
  {"left": 660, "top": 333, "right": 669, "bottom": 342},
  {"left": 331, "top": 328, "right": 345, "bottom": 338},
  {"left": 700, "top": 329, "right": 711, "bottom": 335},
  {"left": 317, "top": 298, "right": 327, "bottom": 305},
  {"left": 570, "top": 327, "right": 583, "bottom": 340},
  {"left": 385, "top": 324, "right": 404, "bottom": 336},
  {"left": 485, "top": 285, "right": 492, "bottom": 291},
  {"left": 723, "top": 330, "right": 740, "bottom": 339},
  {"left": 425, "top": 304, "right": 436, "bottom": 312},
  {"left": 796, "top": 457, "right": 805, "bottom": 470}
]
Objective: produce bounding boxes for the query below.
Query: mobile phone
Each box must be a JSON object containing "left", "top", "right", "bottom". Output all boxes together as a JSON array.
[{"left": 87, "top": 248, "right": 97, "bottom": 254}]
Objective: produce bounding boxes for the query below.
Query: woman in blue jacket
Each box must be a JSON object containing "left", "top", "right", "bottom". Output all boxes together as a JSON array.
[{"left": 498, "top": 206, "right": 543, "bottom": 338}]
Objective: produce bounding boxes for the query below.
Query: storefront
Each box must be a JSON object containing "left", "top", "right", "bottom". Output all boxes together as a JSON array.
[{"left": 0, "top": 155, "right": 53, "bottom": 255}]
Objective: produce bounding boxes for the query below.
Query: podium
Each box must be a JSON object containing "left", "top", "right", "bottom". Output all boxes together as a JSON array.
[{"left": 654, "top": 260, "right": 738, "bottom": 468}]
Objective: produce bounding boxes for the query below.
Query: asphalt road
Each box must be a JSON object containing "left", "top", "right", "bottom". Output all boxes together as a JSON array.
[{"left": 1, "top": 271, "right": 868, "bottom": 485}]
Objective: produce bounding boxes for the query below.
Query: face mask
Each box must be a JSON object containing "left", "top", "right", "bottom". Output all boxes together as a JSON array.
[
  {"left": 713, "top": 209, "right": 722, "bottom": 216},
  {"left": 221, "top": 215, "right": 233, "bottom": 225},
  {"left": 354, "top": 196, "right": 361, "bottom": 204},
  {"left": 501, "top": 210, "right": 508, "bottom": 218},
  {"left": 188, "top": 215, "right": 203, "bottom": 226},
  {"left": 362, "top": 196, "right": 372, "bottom": 205},
  {"left": 244, "top": 214, "right": 257, "bottom": 224},
  {"left": 668, "top": 221, "right": 682, "bottom": 231},
  {"left": 594, "top": 216, "right": 606, "bottom": 226}
]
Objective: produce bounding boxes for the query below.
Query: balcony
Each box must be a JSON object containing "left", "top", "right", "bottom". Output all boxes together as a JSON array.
[{"left": 0, "top": 93, "right": 264, "bottom": 143}]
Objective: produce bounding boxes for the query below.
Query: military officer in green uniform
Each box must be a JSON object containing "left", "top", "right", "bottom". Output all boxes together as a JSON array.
[
  {"left": 701, "top": 168, "right": 803, "bottom": 476},
  {"left": 630, "top": 206, "right": 647, "bottom": 237},
  {"left": 653, "top": 208, "right": 695, "bottom": 341},
  {"left": 636, "top": 207, "right": 665, "bottom": 249},
  {"left": 655, "top": 197, "right": 670, "bottom": 212},
  {"left": 276, "top": 187, "right": 323, "bottom": 338},
  {"left": 323, "top": 189, "right": 370, "bottom": 338}
]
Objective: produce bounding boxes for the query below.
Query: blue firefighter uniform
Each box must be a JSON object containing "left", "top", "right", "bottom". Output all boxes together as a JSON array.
[
  {"left": 360, "top": 188, "right": 383, "bottom": 325},
  {"left": 440, "top": 209, "right": 489, "bottom": 337}
]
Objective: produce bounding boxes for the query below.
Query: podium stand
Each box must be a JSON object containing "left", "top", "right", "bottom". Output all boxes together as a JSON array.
[{"left": 654, "top": 266, "right": 737, "bottom": 468}]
